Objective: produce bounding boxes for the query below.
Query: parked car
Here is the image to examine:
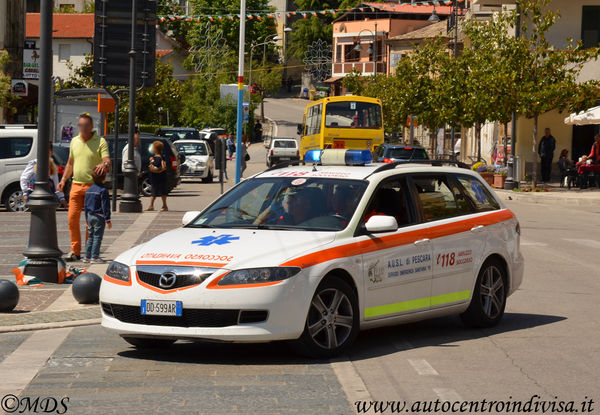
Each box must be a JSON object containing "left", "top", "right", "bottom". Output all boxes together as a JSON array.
[
  {"left": 199, "top": 128, "right": 227, "bottom": 153},
  {"left": 173, "top": 140, "right": 215, "bottom": 183},
  {"left": 0, "top": 125, "right": 38, "bottom": 212},
  {"left": 267, "top": 138, "right": 300, "bottom": 167},
  {"left": 105, "top": 134, "right": 182, "bottom": 197},
  {"left": 374, "top": 144, "right": 429, "bottom": 163},
  {"left": 155, "top": 127, "right": 201, "bottom": 142}
]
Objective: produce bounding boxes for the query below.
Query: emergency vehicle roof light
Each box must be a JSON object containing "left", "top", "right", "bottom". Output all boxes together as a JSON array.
[{"left": 303, "top": 149, "right": 372, "bottom": 166}]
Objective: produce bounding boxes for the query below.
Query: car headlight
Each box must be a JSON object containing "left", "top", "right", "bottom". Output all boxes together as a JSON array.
[
  {"left": 216, "top": 267, "right": 301, "bottom": 287},
  {"left": 197, "top": 161, "right": 206, "bottom": 167},
  {"left": 105, "top": 261, "right": 130, "bottom": 282}
]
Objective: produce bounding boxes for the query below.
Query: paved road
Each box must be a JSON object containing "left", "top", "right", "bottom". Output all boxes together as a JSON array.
[
  {"left": 263, "top": 97, "right": 306, "bottom": 139},
  {"left": 1, "top": 199, "right": 598, "bottom": 414}
]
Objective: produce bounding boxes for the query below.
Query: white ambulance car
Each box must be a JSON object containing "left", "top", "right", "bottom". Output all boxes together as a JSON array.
[{"left": 100, "top": 150, "right": 523, "bottom": 357}]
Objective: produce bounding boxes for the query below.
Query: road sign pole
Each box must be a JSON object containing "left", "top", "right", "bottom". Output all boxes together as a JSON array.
[
  {"left": 23, "top": 0, "right": 62, "bottom": 282},
  {"left": 235, "top": 0, "right": 247, "bottom": 184}
]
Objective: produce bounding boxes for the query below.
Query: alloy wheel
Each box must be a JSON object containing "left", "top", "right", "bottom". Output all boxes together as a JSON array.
[
  {"left": 479, "top": 265, "right": 505, "bottom": 319},
  {"left": 307, "top": 288, "right": 354, "bottom": 350},
  {"left": 8, "top": 190, "right": 28, "bottom": 212}
]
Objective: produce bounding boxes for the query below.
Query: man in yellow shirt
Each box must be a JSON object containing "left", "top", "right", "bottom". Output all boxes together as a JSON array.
[{"left": 58, "top": 113, "right": 111, "bottom": 261}]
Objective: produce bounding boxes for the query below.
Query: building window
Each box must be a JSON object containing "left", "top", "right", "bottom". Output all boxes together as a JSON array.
[
  {"left": 344, "top": 44, "right": 360, "bottom": 62},
  {"left": 582, "top": 6, "right": 600, "bottom": 49},
  {"left": 58, "top": 44, "right": 71, "bottom": 62},
  {"left": 58, "top": 3, "right": 75, "bottom": 12}
]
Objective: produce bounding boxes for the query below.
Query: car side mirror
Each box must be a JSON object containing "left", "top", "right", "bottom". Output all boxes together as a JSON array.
[
  {"left": 364, "top": 215, "right": 398, "bottom": 233},
  {"left": 182, "top": 211, "right": 201, "bottom": 226},
  {"left": 297, "top": 123, "right": 303, "bottom": 135}
]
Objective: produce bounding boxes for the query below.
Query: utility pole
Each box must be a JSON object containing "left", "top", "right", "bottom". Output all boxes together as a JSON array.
[
  {"left": 450, "top": 0, "right": 459, "bottom": 159},
  {"left": 235, "top": 0, "right": 247, "bottom": 184},
  {"left": 23, "top": 0, "right": 62, "bottom": 282}
]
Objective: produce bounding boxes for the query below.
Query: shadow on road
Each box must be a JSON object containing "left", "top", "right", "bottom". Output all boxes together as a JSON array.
[{"left": 116, "top": 312, "right": 565, "bottom": 364}]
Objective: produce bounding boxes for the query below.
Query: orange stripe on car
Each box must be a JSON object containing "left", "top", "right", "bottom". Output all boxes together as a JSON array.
[
  {"left": 135, "top": 260, "right": 228, "bottom": 267},
  {"left": 281, "top": 209, "right": 515, "bottom": 269}
]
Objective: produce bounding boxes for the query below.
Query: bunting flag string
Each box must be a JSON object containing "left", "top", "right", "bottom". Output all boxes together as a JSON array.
[{"left": 158, "top": 1, "right": 468, "bottom": 23}]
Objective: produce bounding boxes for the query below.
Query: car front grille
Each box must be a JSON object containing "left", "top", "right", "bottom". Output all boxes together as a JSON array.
[
  {"left": 101, "top": 303, "right": 268, "bottom": 328},
  {"left": 136, "top": 265, "right": 216, "bottom": 290}
]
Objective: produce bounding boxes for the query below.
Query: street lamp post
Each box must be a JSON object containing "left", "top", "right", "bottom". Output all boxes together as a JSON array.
[
  {"left": 248, "top": 34, "right": 283, "bottom": 90},
  {"left": 353, "top": 23, "right": 378, "bottom": 82},
  {"left": 120, "top": 0, "right": 142, "bottom": 213},
  {"left": 23, "top": 0, "right": 62, "bottom": 282}
]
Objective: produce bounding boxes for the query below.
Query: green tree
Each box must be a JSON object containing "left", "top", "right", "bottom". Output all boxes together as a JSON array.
[{"left": 0, "top": 50, "right": 17, "bottom": 117}]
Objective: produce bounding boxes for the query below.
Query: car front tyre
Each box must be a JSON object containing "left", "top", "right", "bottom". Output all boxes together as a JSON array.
[
  {"left": 122, "top": 336, "right": 175, "bottom": 349},
  {"left": 291, "top": 276, "right": 359, "bottom": 358},
  {"left": 140, "top": 177, "right": 152, "bottom": 197},
  {"left": 202, "top": 169, "right": 213, "bottom": 183},
  {"left": 460, "top": 258, "right": 507, "bottom": 328}
]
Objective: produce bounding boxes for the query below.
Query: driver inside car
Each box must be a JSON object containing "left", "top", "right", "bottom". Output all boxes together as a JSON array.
[
  {"left": 330, "top": 187, "right": 355, "bottom": 219},
  {"left": 254, "top": 187, "right": 319, "bottom": 226}
]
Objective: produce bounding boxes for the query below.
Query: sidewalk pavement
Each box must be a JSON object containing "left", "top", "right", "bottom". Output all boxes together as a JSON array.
[
  {"left": 0, "top": 144, "right": 270, "bottom": 334},
  {"left": 494, "top": 183, "right": 600, "bottom": 207}
]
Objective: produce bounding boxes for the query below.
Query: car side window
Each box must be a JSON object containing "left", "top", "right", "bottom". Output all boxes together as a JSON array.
[
  {"left": 363, "top": 177, "right": 414, "bottom": 227},
  {"left": 0, "top": 137, "right": 33, "bottom": 159},
  {"left": 410, "top": 175, "right": 473, "bottom": 222},
  {"left": 454, "top": 174, "right": 500, "bottom": 212}
]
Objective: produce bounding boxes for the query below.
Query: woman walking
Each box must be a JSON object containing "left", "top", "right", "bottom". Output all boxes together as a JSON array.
[{"left": 146, "top": 140, "right": 169, "bottom": 212}]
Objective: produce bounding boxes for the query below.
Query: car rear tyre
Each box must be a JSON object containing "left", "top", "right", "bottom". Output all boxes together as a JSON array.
[
  {"left": 460, "top": 258, "right": 507, "bottom": 328},
  {"left": 202, "top": 170, "right": 213, "bottom": 183},
  {"left": 291, "top": 276, "right": 359, "bottom": 358},
  {"left": 4, "top": 185, "right": 28, "bottom": 212},
  {"left": 140, "top": 177, "right": 152, "bottom": 197},
  {"left": 122, "top": 336, "right": 175, "bottom": 349}
]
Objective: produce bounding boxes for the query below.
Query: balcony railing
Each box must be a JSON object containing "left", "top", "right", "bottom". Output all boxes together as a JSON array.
[{"left": 332, "top": 61, "right": 386, "bottom": 77}]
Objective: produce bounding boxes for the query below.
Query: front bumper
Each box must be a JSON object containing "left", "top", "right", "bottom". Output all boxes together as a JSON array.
[
  {"left": 99, "top": 269, "right": 311, "bottom": 342},
  {"left": 182, "top": 166, "right": 208, "bottom": 178}
]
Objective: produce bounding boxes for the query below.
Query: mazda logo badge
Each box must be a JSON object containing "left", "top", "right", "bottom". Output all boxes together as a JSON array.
[{"left": 158, "top": 272, "right": 177, "bottom": 289}]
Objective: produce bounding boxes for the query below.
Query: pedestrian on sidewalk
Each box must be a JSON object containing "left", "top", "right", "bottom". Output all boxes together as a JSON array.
[
  {"left": 121, "top": 126, "right": 142, "bottom": 173},
  {"left": 83, "top": 171, "right": 111, "bottom": 264},
  {"left": 146, "top": 140, "right": 169, "bottom": 212},
  {"left": 587, "top": 134, "right": 600, "bottom": 164},
  {"left": 226, "top": 134, "right": 235, "bottom": 159},
  {"left": 20, "top": 146, "right": 66, "bottom": 207},
  {"left": 241, "top": 137, "right": 249, "bottom": 176},
  {"left": 254, "top": 121, "right": 263, "bottom": 142},
  {"left": 57, "top": 113, "right": 111, "bottom": 262},
  {"left": 538, "top": 128, "right": 556, "bottom": 182},
  {"left": 557, "top": 149, "right": 576, "bottom": 188}
]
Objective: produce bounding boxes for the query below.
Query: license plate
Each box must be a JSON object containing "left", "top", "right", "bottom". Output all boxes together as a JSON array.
[
  {"left": 141, "top": 300, "right": 182, "bottom": 316},
  {"left": 279, "top": 157, "right": 290, "bottom": 161}
]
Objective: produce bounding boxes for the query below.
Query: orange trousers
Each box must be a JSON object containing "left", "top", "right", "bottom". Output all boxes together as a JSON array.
[{"left": 68, "top": 182, "right": 91, "bottom": 256}]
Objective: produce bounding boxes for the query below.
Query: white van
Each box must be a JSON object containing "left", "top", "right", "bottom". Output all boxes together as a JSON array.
[{"left": 0, "top": 125, "right": 38, "bottom": 212}]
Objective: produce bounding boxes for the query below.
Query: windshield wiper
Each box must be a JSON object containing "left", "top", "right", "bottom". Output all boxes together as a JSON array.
[
  {"left": 233, "top": 224, "right": 305, "bottom": 231},
  {"left": 187, "top": 223, "right": 215, "bottom": 228}
]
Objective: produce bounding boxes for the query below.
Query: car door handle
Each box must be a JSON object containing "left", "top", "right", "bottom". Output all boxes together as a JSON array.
[
  {"left": 470, "top": 225, "right": 484, "bottom": 232},
  {"left": 414, "top": 238, "right": 431, "bottom": 246}
]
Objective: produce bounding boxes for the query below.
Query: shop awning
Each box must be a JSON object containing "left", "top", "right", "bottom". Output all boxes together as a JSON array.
[
  {"left": 564, "top": 105, "right": 600, "bottom": 125},
  {"left": 324, "top": 76, "right": 343, "bottom": 83}
]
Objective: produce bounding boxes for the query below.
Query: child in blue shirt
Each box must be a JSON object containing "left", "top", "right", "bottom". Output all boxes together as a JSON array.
[{"left": 83, "top": 171, "right": 112, "bottom": 263}]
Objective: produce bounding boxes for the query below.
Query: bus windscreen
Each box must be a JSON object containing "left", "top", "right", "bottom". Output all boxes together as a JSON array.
[{"left": 324, "top": 101, "right": 382, "bottom": 129}]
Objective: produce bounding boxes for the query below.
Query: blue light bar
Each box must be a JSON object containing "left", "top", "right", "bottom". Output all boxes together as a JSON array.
[
  {"left": 345, "top": 150, "right": 373, "bottom": 166},
  {"left": 304, "top": 149, "right": 322, "bottom": 164}
]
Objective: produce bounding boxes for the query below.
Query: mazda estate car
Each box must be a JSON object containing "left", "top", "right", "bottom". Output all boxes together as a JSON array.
[{"left": 100, "top": 149, "right": 523, "bottom": 357}]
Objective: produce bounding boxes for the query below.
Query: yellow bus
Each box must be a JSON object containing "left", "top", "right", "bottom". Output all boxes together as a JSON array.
[{"left": 297, "top": 96, "right": 384, "bottom": 159}]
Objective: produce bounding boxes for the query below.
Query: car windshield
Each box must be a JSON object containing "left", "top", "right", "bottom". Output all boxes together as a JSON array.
[
  {"left": 387, "top": 147, "right": 428, "bottom": 160},
  {"left": 324, "top": 101, "right": 382, "bottom": 129},
  {"left": 274, "top": 140, "right": 297, "bottom": 148},
  {"left": 190, "top": 177, "right": 368, "bottom": 231},
  {"left": 175, "top": 142, "right": 208, "bottom": 156}
]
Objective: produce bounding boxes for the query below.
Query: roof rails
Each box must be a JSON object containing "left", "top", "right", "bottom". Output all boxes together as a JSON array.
[
  {"left": 0, "top": 124, "right": 37, "bottom": 129},
  {"left": 366, "top": 159, "right": 469, "bottom": 177}
]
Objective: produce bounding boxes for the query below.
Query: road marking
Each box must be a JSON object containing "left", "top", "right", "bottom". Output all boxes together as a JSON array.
[
  {"left": 563, "top": 238, "right": 600, "bottom": 249},
  {"left": 330, "top": 359, "right": 374, "bottom": 413},
  {"left": 520, "top": 239, "right": 548, "bottom": 247},
  {"left": 433, "top": 388, "right": 463, "bottom": 402},
  {"left": 408, "top": 358, "right": 439, "bottom": 376},
  {"left": 0, "top": 327, "right": 72, "bottom": 397}
]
